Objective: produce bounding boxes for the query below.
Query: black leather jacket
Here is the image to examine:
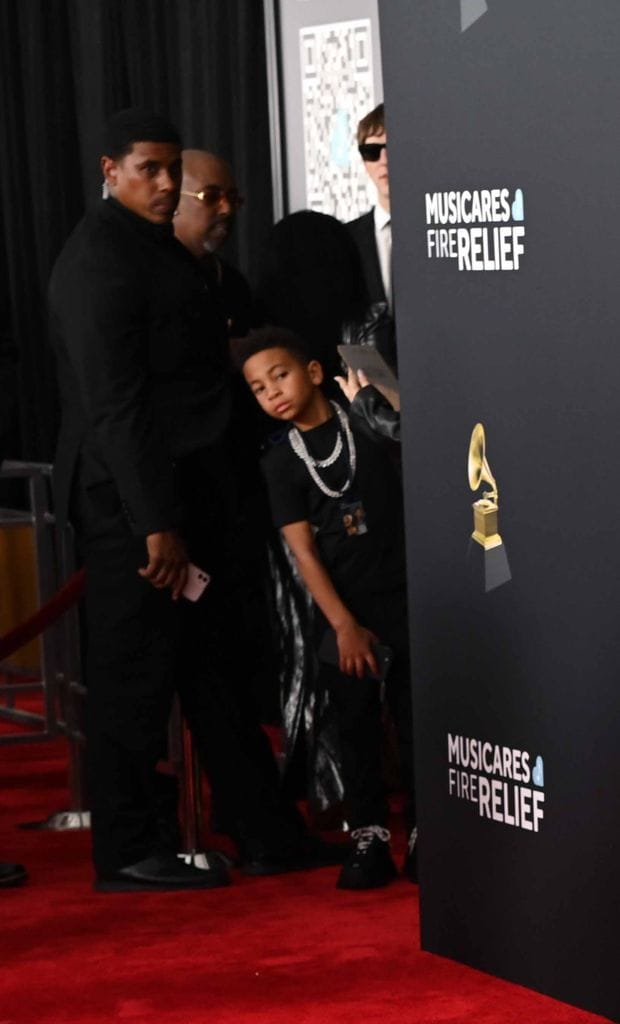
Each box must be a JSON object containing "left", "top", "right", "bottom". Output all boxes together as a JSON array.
[{"left": 350, "top": 385, "right": 401, "bottom": 443}]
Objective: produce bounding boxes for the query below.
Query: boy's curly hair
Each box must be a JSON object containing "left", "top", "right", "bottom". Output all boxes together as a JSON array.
[{"left": 231, "top": 326, "right": 312, "bottom": 371}]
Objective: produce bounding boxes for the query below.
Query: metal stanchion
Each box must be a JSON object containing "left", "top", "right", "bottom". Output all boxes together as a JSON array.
[
  {"left": 177, "top": 719, "right": 210, "bottom": 868},
  {"left": 167, "top": 699, "right": 232, "bottom": 870},
  {"left": 179, "top": 718, "right": 202, "bottom": 852},
  {"left": 25, "top": 669, "right": 90, "bottom": 830},
  {"left": 38, "top": 516, "right": 90, "bottom": 831}
]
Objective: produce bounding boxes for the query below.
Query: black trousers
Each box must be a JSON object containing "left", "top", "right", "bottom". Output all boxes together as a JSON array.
[
  {"left": 74, "top": 453, "right": 304, "bottom": 877},
  {"left": 320, "top": 587, "right": 415, "bottom": 833}
]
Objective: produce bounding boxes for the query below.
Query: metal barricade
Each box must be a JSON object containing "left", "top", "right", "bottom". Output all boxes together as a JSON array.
[{"left": 0, "top": 460, "right": 89, "bottom": 829}]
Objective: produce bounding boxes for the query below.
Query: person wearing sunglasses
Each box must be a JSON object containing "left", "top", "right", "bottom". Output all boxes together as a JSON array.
[
  {"left": 345, "top": 107, "right": 416, "bottom": 878},
  {"left": 172, "top": 151, "right": 350, "bottom": 875},
  {"left": 173, "top": 149, "right": 252, "bottom": 339},
  {"left": 346, "top": 103, "right": 397, "bottom": 371},
  {"left": 174, "top": 150, "right": 244, "bottom": 258}
]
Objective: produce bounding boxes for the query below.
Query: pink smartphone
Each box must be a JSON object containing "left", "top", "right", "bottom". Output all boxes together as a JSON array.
[{"left": 181, "top": 563, "right": 211, "bottom": 602}]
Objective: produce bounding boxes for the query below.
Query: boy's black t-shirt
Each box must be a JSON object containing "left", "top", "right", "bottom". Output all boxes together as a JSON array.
[{"left": 261, "top": 412, "right": 405, "bottom": 620}]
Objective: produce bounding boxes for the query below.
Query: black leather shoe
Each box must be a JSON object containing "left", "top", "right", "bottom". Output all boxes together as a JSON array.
[
  {"left": 403, "top": 826, "right": 418, "bottom": 883},
  {"left": 336, "top": 826, "right": 398, "bottom": 890},
  {"left": 0, "top": 862, "right": 28, "bottom": 888},
  {"left": 95, "top": 852, "right": 231, "bottom": 892},
  {"left": 240, "top": 835, "right": 348, "bottom": 876}
]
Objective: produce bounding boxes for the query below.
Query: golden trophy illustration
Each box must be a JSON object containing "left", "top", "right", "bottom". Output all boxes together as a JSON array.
[{"left": 467, "top": 423, "right": 511, "bottom": 591}]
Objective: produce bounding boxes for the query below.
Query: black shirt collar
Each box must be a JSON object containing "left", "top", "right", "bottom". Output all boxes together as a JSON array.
[{"left": 103, "top": 196, "right": 175, "bottom": 242}]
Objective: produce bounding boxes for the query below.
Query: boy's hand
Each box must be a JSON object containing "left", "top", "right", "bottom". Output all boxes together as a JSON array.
[{"left": 336, "top": 619, "right": 379, "bottom": 678}]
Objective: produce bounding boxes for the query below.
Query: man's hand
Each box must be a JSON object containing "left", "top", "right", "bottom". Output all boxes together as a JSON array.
[
  {"left": 138, "top": 530, "right": 189, "bottom": 600},
  {"left": 336, "top": 618, "right": 379, "bottom": 678},
  {"left": 334, "top": 366, "right": 370, "bottom": 404}
]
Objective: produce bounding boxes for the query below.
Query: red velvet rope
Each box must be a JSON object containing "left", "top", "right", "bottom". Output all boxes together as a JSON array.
[{"left": 0, "top": 568, "right": 86, "bottom": 662}]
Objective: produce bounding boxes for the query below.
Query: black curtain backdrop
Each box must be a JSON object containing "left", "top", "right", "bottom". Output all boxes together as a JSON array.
[{"left": 0, "top": 0, "right": 272, "bottom": 463}]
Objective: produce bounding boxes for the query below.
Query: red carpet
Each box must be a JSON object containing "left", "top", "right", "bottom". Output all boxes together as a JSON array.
[{"left": 0, "top": 734, "right": 613, "bottom": 1024}]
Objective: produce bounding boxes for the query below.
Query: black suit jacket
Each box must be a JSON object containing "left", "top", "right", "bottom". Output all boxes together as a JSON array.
[
  {"left": 347, "top": 209, "right": 386, "bottom": 306},
  {"left": 346, "top": 209, "right": 397, "bottom": 369},
  {"left": 48, "top": 198, "right": 232, "bottom": 534}
]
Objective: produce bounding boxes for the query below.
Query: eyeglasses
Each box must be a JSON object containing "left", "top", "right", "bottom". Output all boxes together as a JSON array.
[
  {"left": 358, "top": 142, "right": 387, "bottom": 162},
  {"left": 181, "top": 186, "right": 245, "bottom": 209}
]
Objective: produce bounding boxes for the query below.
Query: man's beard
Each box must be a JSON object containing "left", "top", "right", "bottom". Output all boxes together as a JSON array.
[{"left": 203, "top": 215, "right": 232, "bottom": 253}]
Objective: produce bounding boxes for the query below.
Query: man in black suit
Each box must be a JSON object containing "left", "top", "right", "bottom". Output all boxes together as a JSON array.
[
  {"left": 346, "top": 103, "right": 397, "bottom": 369},
  {"left": 49, "top": 110, "right": 333, "bottom": 892},
  {"left": 173, "top": 149, "right": 253, "bottom": 339},
  {"left": 172, "top": 149, "right": 300, "bottom": 841},
  {"left": 173, "top": 150, "right": 278, "bottom": 721}
]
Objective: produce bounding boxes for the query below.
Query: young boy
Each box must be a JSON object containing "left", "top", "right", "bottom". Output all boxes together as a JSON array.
[{"left": 235, "top": 326, "right": 416, "bottom": 890}]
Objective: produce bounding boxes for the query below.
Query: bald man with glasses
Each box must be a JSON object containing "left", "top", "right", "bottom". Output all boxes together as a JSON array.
[
  {"left": 174, "top": 150, "right": 253, "bottom": 339},
  {"left": 171, "top": 149, "right": 346, "bottom": 874}
]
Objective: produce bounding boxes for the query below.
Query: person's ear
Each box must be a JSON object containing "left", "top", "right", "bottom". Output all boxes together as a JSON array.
[
  {"left": 307, "top": 359, "right": 324, "bottom": 385},
  {"left": 101, "top": 155, "right": 118, "bottom": 190}
]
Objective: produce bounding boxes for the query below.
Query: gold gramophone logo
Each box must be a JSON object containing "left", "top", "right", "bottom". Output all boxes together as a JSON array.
[
  {"left": 467, "top": 423, "right": 511, "bottom": 589},
  {"left": 468, "top": 423, "right": 502, "bottom": 549}
]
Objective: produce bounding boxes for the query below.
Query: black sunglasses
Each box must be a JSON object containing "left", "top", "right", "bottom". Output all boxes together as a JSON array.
[{"left": 358, "top": 142, "right": 387, "bottom": 162}]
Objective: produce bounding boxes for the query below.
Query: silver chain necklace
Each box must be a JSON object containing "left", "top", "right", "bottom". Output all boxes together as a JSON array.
[{"left": 288, "top": 402, "right": 357, "bottom": 499}]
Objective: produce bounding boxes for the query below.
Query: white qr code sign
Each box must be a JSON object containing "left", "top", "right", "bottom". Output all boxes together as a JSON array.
[{"left": 300, "top": 19, "right": 376, "bottom": 221}]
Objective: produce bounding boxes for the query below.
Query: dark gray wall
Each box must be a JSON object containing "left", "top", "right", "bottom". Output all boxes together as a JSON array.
[{"left": 380, "top": 1, "right": 620, "bottom": 1019}]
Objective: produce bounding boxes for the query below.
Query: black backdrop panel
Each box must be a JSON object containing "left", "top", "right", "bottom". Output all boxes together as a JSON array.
[{"left": 380, "top": 1, "right": 620, "bottom": 1019}]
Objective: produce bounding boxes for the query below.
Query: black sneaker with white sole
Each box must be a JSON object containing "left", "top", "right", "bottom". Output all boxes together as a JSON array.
[{"left": 336, "top": 826, "right": 398, "bottom": 890}]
